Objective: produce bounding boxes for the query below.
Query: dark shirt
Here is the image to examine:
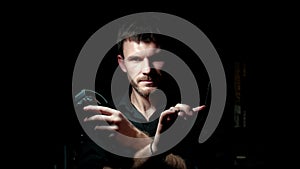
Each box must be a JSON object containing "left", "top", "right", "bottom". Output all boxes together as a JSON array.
[{"left": 116, "top": 92, "right": 163, "bottom": 137}]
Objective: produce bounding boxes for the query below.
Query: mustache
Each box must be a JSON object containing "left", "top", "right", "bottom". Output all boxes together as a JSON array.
[{"left": 138, "top": 76, "right": 152, "bottom": 82}]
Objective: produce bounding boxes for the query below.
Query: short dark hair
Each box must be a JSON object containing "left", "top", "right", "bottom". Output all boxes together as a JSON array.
[{"left": 117, "top": 17, "right": 161, "bottom": 57}]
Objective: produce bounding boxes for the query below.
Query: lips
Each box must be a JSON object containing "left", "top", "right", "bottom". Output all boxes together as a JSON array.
[
  {"left": 139, "top": 80, "right": 153, "bottom": 84},
  {"left": 140, "top": 80, "right": 153, "bottom": 83},
  {"left": 138, "top": 77, "right": 155, "bottom": 87}
]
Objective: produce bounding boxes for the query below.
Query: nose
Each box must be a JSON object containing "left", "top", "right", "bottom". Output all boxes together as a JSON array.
[{"left": 142, "top": 58, "right": 151, "bottom": 74}]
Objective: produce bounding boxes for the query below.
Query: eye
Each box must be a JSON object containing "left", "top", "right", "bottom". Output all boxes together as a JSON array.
[
  {"left": 150, "top": 53, "right": 165, "bottom": 62},
  {"left": 128, "top": 56, "right": 143, "bottom": 62}
]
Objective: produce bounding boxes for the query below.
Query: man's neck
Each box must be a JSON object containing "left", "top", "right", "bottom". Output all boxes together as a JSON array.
[{"left": 130, "top": 89, "right": 156, "bottom": 121}]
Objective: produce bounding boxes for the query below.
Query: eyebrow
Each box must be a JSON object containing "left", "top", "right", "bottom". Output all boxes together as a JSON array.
[
  {"left": 127, "top": 55, "right": 142, "bottom": 58},
  {"left": 125, "top": 55, "right": 144, "bottom": 61},
  {"left": 127, "top": 55, "right": 141, "bottom": 58}
]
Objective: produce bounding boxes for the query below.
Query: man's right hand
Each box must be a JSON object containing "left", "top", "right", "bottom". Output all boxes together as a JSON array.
[{"left": 82, "top": 105, "right": 152, "bottom": 150}]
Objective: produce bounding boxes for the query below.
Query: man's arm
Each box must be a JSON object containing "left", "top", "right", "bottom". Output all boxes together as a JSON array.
[
  {"left": 83, "top": 105, "right": 152, "bottom": 150},
  {"left": 132, "top": 105, "right": 205, "bottom": 168},
  {"left": 82, "top": 104, "right": 204, "bottom": 168},
  {"left": 133, "top": 145, "right": 187, "bottom": 169}
]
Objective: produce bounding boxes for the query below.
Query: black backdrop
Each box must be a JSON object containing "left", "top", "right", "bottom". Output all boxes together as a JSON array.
[{"left": 10, "top": 5, "right": 269, "bottom": 169}]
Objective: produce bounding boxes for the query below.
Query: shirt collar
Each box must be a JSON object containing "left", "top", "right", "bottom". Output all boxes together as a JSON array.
[{"left": 116, "top": 89, "right": 164, "bottom": 123}]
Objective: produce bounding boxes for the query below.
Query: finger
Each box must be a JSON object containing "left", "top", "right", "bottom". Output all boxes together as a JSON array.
[
  {"left": 94, "top": 125, "right": 119, "bottom": 131},
  {"left": 84, "top": 114, "right": 112, "bottom": 123},
  {"left": 169, "top": 106, "right": 179, "bottom": 112},
  {"left": 83, "top": 105, "right": 119, "bottom": 115},
  {"left": 160, "top": 107, "right": 179, "bottom": 121},
  {"left": 164, "top": 107, "right": 180, "bottom": 115},
  {"left": 192, "top": 105, "right": 206, "bottom": 112},
  {"left": 175, "top": 104, "right": 193, "bottom": 116},
  {"left": 178, "top": 111, "right": 184, "bottom": 117}
]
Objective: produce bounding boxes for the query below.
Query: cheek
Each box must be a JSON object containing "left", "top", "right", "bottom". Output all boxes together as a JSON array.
[
  {"left": 152, "top": 61, "right": 165, "bottom": 69},
  {"left": 126, "top": 65, "right": 141, "bottom": 79}
]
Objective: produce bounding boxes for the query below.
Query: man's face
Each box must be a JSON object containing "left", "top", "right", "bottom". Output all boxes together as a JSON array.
[{"left": 118, "top": 40, "right": 164, "bottom": 97}]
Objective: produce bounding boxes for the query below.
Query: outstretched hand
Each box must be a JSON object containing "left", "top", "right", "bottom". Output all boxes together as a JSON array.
[
  {"left": 82, "top": 105, "right": 151, "bottom": 150},
  {"left": 157, "top": 104, "right": 206, "bottom": 134},
  {"left": 151, "top": 104, "right": 206, "bottom": 153}
]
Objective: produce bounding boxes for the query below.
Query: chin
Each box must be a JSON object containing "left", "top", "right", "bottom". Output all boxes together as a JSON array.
[{"left": 139, "top": 87, "right": 157, "bottom": 96}]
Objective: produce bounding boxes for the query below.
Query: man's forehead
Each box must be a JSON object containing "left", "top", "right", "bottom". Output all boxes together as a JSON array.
[{"left": 123, "top": 40, "right": 160, "bottom": 57}]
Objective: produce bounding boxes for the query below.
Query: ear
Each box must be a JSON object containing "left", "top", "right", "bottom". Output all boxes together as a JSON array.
[{"left": 117, "top": 55, "right": 127, "bottom": 72}]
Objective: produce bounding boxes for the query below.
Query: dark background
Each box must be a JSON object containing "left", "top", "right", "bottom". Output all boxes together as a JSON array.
[{"left": 6, "top": 4, "right": 279, "bottom": 169}]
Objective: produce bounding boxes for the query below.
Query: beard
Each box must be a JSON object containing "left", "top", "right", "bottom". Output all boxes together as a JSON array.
[{"left": 129, "top": 76, "right": 158, "bottom": 98}]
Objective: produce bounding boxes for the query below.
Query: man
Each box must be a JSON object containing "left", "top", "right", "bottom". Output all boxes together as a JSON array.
[{"left": 78, "top": 21, "right": 206, "bottom": 169}]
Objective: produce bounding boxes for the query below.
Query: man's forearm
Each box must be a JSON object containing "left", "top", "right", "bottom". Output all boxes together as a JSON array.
[
  {"left": 115, "top": 126, "right": 152, "bottom": 150},
  {"left": 133, "top": 145, "right": 186, "bottom": 169}
]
